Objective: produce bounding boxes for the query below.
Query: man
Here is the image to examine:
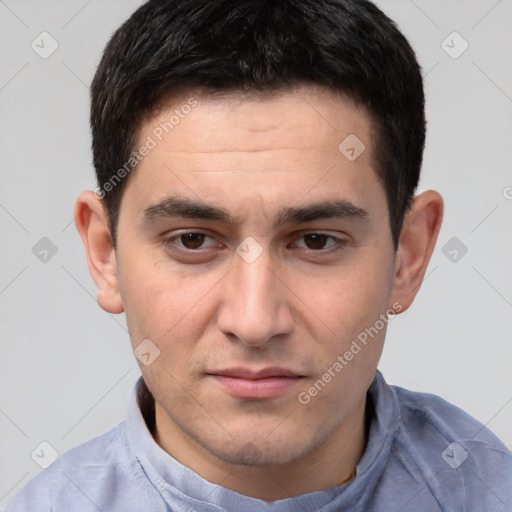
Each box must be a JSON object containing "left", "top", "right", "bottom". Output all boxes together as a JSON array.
[{"left": 7, "top": 0, "right": 511, "bottom": 510}]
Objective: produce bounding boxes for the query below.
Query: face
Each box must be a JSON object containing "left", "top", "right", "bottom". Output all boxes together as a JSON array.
[{"left": 114, "top": 85, "right": 398, "bottom": 467}]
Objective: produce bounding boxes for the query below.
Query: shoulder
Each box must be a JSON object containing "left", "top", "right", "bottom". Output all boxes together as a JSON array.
[
  {"left": 389, "top": 383, "right": 512, "bottom": 510},
  {"left": 4, "top": 422, "right": 152, "bottom": 512},
  {"left": 393, "top": 383, "right": 511, "bottom": 455}
]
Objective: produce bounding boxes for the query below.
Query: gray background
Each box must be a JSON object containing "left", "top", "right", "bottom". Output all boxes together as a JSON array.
[{"left": 0, "top": 0, "right": 511, "bottom": 507}]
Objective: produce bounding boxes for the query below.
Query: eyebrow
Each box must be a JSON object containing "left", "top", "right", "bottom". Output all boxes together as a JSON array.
[
  {"left": 276, "top": 200, "right": 368, "bottom": 224},
  {"left": 141, "top": 196, "right": 368, "bottom": 226},
  {"left": 142, "top": 197, "right": 234, "bottom": 224}
]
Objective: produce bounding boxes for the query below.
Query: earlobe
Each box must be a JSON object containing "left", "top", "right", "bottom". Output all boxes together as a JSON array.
[
  {"left": 390, "top": 190, "right": 443, "bottom": 313},
  {"left": 74, "top": 191, "right": 124, "bottom": 314}
]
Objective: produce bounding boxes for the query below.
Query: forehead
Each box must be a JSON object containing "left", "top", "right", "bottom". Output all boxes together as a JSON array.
[
  {"left": 144, "top": 86, "right": 373, "bottom": 156},
  {"left": 125, "top": 85, "right": 383, "bottom": 223}
]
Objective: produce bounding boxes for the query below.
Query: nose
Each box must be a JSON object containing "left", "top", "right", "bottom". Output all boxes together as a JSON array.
[{"left": 217, "top": 244, "right": 294, "bottom": 347}]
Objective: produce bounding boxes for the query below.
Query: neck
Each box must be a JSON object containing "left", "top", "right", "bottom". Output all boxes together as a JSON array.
[{"left": 150, "top": 393, "right": 369, "bottom": 500}]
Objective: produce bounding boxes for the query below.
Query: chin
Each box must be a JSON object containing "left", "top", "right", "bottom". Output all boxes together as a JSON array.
[{"left": 196, "top": 430, "right": 316, "bottom": 467}]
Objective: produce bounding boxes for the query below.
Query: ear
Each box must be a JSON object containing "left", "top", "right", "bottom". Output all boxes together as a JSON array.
[
  {"left": 74, "top": 190, "right": 124, "bottom": 314},
  {"left": 390, "top": 190, "right": 443, "bottom": 313}
]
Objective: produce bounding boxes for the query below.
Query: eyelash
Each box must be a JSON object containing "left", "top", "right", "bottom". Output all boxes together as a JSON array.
[
  {"left": 162, "top": 230, "right": 347, "bottom": 253},
  {"left": 164, "top": 231, "right": 221, "bottom": 251}
]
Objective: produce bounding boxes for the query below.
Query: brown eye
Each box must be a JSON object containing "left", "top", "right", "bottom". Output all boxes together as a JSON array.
[
  {"left": 303, "top": 233, "right": 330, "bottom": 250},
  {"left": 180, "top": 232, "right": 205, "bottom": 249}
]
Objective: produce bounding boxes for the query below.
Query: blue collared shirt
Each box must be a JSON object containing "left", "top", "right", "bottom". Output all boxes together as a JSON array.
[{"left": 6, "top": 371, "right": 512, "bottom": 511}]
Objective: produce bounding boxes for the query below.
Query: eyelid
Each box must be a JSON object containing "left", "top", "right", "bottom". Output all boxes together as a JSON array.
[
  {"left": 294, "top": 229, "right": 348, "bottom": 239},
  {"left": 163, "top": 230, "right": 222, "bottom": 250},
  {"left": 161, "top": 229, "right": 349, "bottom": 253},
  {"left": 292, "top": 230, "right": 349, "bottom": 250}
]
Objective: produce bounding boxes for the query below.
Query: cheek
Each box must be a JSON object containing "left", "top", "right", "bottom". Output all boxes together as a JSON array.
[
  {"left": 294, "top": 254, "right": 393, "bottom": 339},
  {"left": 297, "top": 261, "right": 392, "bottom": 409},
  {"left": 117, "top": 254, "right": 220, "bottom": 348}
]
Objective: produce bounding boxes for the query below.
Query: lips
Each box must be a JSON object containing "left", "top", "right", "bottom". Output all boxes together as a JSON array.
[
  {"left": 210, "top": 367, "right": 300, "bottom": 379},
  {"left": 207, "top": 367, "right": 304, "bottom": 399}
]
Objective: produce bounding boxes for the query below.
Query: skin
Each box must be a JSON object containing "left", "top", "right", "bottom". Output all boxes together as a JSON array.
[{"left": 75, "top": 84, "right": 443, "bottom": 500}]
